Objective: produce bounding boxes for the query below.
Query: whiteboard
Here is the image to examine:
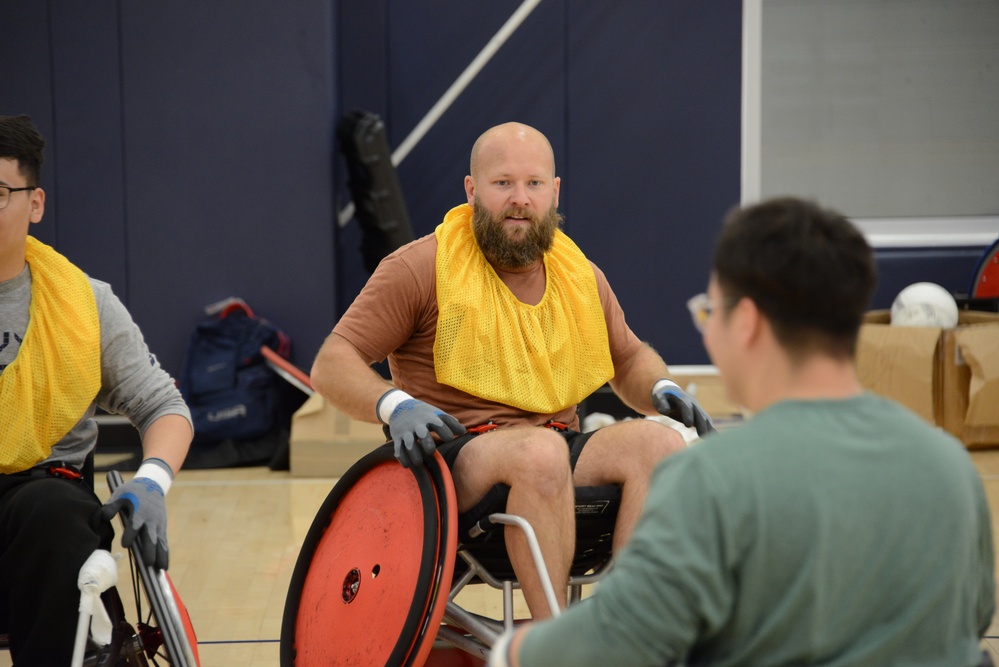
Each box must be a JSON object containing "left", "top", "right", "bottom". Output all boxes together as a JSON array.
[{"left": 743, "top": 0, "right": 999, "bottom": 247}]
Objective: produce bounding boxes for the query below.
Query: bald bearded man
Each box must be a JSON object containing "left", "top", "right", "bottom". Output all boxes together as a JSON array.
[{"left": 311, "top": 122, "right": 712, "bottom": 616}]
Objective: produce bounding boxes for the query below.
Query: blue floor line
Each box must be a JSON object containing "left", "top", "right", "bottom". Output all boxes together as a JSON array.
[{"left": 196, "top": 639, "right": 280, "bottom": 645}]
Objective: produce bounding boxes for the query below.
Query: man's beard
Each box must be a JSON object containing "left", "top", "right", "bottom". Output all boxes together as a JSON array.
[{"left": 471, "top": 201, "right": 563, "bottom": 270}]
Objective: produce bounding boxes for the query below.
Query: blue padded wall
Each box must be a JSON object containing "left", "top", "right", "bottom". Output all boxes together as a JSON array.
[
  {"left": 116, "top": 2, "right": 336, "bottom": 376},
  {"left": 563, "top": 3, "right": 742, "bottom": 365},
  {"left": 49, "top": 2, "right": 129, "bottom": 293},
  {"left": 872, "top": 248, "right": 989, "bottom": 310},
  {"left": 1, "top": 1, "right": 57, "bottom": 249},
  {"left": 2, "top": 1, "right": 337, "bottom": 377}
]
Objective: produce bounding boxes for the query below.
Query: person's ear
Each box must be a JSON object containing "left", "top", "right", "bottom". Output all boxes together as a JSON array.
[
  {"left": 464, "top": 175, "right": 476, "bottom": 206},
  {"left": 730, "top": 297, "right": 763, "bottom": 349},
  {"left": 28, "top": 187, "right": 45, "bottom": 223}
]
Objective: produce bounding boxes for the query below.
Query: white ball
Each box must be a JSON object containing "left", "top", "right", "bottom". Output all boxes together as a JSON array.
[
  {"left": 581, "top": 412, "right": 617, "bottom": 432},
  {"left": 890, "top": 282, "right": 959, "bottom": 328}
]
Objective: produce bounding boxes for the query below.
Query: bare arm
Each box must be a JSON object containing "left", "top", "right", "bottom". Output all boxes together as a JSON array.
[
  {"left": 608, "top": 342, "right": 671, "bottom": 416},
  {"left": 310, "top": 332, "right": 396, "bottom": 423},
  {"left": 139, "top": 413, "right": 192, "bottom": 475}
]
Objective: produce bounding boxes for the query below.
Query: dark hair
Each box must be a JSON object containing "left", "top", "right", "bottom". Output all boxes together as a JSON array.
[
  {"left": 0, "top": 115, "right": 45, "bottom": 186},
  {"left": 713, "top": 197, "right": 876, "bottom": 359}
]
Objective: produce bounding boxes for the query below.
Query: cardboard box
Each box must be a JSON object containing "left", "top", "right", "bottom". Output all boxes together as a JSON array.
[
  {"left": 289, "top": 393, "right": 387, "bottom": 478},
  {"left": 580, "top": 366, "right": 744, "bottom": 426},
  {"left": 670, "top": 365, "right": 744, "bottom": 420},
  {"left": 857, "top": 310, "right": 999, "bottom": 448}
]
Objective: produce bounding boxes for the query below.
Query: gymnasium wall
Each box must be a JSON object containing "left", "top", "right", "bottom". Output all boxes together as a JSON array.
[
  {"left": 335, "top": 1, "right": 743, "bottom": 367},
  {"left": 2, "top": 1, "right": 337, "bottom": 377},
  {"left": 1, "top": 1, "right": 988, "bottom": 377}
]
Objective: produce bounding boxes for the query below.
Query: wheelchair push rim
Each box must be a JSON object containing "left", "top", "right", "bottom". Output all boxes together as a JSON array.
[{"left": 407, "top": 450, "right": 458, "bottom": 667}]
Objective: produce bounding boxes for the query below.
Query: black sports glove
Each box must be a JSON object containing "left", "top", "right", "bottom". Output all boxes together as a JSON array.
[{"left": 651, "top": 378, "right": 716, "bottom": 437}]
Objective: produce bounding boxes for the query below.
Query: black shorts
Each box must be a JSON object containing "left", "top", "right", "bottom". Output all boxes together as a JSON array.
[{"left": 437, "top": 425, "right": 595, "bottom": 472}]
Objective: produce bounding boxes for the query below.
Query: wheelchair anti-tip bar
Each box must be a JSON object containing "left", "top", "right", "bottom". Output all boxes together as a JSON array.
[
  {"left": 474, "top": 513, "right": 562, "bottom": 619},
  {"left": 437, "top": 511, "right": 564, "bottom": 656}
]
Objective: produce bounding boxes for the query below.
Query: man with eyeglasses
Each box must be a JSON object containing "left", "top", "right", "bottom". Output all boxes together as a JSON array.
[
  {"left": 490, "top": 197, "right": 995, "bottom": 666},
  {"left": 311, "top": 122, "right": 714, "bottom": 619},
  {"left": 0, "top": 114, "right": 193, "bottom": 664}
]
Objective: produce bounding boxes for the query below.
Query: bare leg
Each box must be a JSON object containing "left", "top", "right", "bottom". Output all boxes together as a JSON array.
[
  {"left": 452, "top": 427, "right": 575, "bottom": 618},
  {"left": 573, "top": 419, "right": 684, "bottom": 550}
]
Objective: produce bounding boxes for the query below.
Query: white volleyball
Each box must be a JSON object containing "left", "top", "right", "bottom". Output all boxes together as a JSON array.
[
  {"left": 581, "top": 412, "right": 617, "bottom": 432},
  {"left": 890, "top": 282, "right": 959, "bottom": 328}
]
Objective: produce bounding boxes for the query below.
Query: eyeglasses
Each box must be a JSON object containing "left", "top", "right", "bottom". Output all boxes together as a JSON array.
[
  {"left": 0, "top": 185, "right": 37, "bottom": 211},
  {"left": 686, "top": 293, "right": 722, "bottom": 333}
]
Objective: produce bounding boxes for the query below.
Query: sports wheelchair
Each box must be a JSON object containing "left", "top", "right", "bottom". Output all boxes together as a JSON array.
[
  {"left": 0, "top": 468, "right": 199, "bottom": 667},
  {"left": 280, "top": 442, "right": 620, "bottom": 666}
]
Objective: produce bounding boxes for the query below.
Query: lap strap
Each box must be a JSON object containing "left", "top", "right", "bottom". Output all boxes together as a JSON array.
[{"left": 3, "top": 462, "right": 82, "bottom": 481}]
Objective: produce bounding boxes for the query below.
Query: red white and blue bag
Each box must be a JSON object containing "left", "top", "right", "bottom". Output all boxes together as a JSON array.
[{"left": 179, "top": 300, "right": 292, "bottom": 446}]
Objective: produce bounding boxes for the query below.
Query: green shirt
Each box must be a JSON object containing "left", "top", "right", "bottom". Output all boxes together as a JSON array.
[{"left": 520, "top": 393, "right": 995, "bottom": 666}]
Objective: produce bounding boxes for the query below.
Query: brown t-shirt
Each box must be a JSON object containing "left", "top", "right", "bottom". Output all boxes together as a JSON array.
[{"left": 333, "top": 232, "right": 644, "bottom": 429}]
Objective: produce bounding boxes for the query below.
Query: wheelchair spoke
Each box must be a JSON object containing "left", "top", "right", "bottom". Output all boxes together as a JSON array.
[{"left": 127, "top": 551, "right": 146, "bottom": 629}]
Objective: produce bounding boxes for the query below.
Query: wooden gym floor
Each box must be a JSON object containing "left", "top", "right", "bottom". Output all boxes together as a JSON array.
[{"left": 3, "top": 447, "right": 999, "bottom": 666}]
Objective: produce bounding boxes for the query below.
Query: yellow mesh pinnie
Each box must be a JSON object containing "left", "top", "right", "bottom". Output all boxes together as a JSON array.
[
  {"left": 0, "top": 237, "right": 100, "bottom": 472},
  {"left": 434, "top": 204, "right": 613, "bottom": 413}
]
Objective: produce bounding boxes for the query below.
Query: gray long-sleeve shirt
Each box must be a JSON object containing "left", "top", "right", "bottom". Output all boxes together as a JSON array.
[{"left": 1, "top": 263, "right": 191, "bottom": 469}]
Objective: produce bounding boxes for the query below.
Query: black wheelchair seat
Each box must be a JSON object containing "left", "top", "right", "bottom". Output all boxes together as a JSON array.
[{"left": 455, "top": 482, "right": 621, "bottom": 583}]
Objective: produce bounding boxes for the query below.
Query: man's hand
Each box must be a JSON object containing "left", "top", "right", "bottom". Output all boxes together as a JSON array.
[
  {"left": 100, "top": 458, "right": 174, "bottom": 569},
  {"left": 100, "top": 476, "right": 169, "bottom": 569},
  {"left": 378, "top": 390, "right": 466, "bottom": 468},
  {"left": 651, "top": 379, "right": 716, "bottom": 437}
]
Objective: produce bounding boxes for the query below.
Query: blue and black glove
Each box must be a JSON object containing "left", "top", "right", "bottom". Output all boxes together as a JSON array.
[
  {"left": 651, "top": 378, "right": 716, "bottom": 437},
  {"left": 100, "top": 458, "right": 174, "bottom": 569},
  {"left": 377, "top": 389, "right": 466, "bottom": 468}
]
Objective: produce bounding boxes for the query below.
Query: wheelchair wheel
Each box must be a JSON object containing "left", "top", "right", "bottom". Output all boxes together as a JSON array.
[
  {"left": 106, "top": 471, "right": 201, "bottom": 667},
  {"left": 407, "top": 451, "right": 458, "bottom": 667},
  {"left": 970, "top": 237, "right": 999, "bottom": 299},
  {"left": 281, "top": 445, "right": 457, "bottom": 667}
]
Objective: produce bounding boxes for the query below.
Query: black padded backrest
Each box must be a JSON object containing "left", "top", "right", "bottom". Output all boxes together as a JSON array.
[
  {"left": 82, "top": 451, "right": 95, "bottom": 490},
  {"left": 454, "top": 483, "right": 621, "bottom": 582}
]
